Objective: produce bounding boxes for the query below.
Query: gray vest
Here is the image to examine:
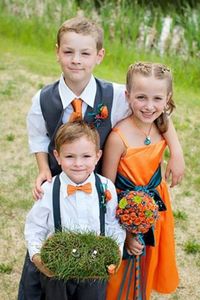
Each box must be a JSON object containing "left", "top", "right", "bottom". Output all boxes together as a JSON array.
[{"left": 40, "top": 78, "right": 113, "bottom": 176}]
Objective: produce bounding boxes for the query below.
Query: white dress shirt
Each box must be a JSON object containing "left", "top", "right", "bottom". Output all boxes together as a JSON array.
[
  {"left": 27, "top": 74, "right": 131, "bottom": 153},
  {"left": 25, "top": 172, "right": 125, "bottom": 260}
]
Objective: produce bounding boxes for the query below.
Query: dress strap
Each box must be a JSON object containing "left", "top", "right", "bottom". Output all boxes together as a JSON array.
[{"left": 113, "top": 128, "right": 129, "bottom": 148}]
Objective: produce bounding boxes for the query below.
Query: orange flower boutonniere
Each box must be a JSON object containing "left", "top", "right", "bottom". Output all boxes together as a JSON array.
[
  {"left": 88, "top": 103, "right": 109, "bottom": 128},
  {"left": 104, "top": 189, "right": 112, "bottom": 202},
  {"left": 97, "top": 105, "right": 108, "bottom": 119}
]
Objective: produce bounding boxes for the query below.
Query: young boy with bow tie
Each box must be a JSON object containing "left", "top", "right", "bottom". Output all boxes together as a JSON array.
[{"left": 24, "top": 121, "right": 125, "bottom": 300}]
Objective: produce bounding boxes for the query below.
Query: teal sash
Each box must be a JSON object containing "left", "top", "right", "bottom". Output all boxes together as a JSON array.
[{"left": 115, "top": 164, "right": 166, "bottom": 212}]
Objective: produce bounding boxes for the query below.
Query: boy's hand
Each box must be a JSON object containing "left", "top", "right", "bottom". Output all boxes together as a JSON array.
[
  {"left": 125, "top": 232, "right": 144, "bottom": 256},
  {"left": 33, "top": 170, "right": 52, "bottom": 200},
  {"left": 107, "top": 247, "right": 122, "bottom": 275},
  {"left": 165, "top": 155, "right": 185, "bottom": 188},
  {"left": 32, "top": 254, "right": 54, "bottom": 278}
]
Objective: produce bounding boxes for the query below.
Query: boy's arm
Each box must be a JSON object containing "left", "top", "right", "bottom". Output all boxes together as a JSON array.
[
  {"left": 34, "top": 152, "right": 52, "bottom": 200},
  {"left": 27, "top": 92, "right": 52, "bottom": 199},
  {"left": 163, "top": 119, "right": 185, "bottom": 187},
  {"left": 32, "top": 254, "right": 54, "bottom": 277},
  {"left": 25, "top": 189, "right": 54, "bottom": 277}
]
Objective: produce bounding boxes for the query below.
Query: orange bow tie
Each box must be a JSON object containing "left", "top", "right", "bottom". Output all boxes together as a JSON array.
[{"left": 67, "top": 182, "right": 92, "bottom": 196}]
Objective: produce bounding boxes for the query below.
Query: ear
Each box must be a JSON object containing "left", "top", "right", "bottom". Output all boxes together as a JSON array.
[
  {"left": 96, "top": 48, "right": 105, "bottom": 65},
  {"left": 96, "top": 150, "right": 102, "bottom": 164},
  {"left": 53, "top": 149, "right": 61, "bottom": 165},
  {"left": 55, "top": 44, "right": 60, "bottom": 62},
  {"left": 125, "top": 90, "right": 131, "bottom": 103}
]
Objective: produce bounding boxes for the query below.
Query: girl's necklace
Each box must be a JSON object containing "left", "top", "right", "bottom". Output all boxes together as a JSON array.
[{"left": 133, "top": 120, "right": 153, "bottom": 145}]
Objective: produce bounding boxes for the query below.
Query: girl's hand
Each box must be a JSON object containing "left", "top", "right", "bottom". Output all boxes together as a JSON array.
[
  {"left": 33, "top": 170, "right": 52, "bottom": 200},
  {"left": 32, "top": 254, "right": 54, "bottom": 278},
  {"left": 165, "top": 154, "right": 185, "bottom": 188},
  {"left": 125, "top": 232, "right": 144, "bottom": 256}
]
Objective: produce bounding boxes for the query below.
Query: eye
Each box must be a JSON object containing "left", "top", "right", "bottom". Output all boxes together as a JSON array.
[
  {"left": 84, "top": 155, "right": 91, "bottom": 158},
  {"left": 154, "top": 97, "right": 162, "bottom": 101},
  {"left": 82, "top": 52, "right": 90, "bottom": 56},
  {"left": 64, "top": 50, "right": 72, "bottom": 54},
  {"left": 137, "top": 95, "right": 145, "bottom": 100},
  {"left": 65, "top": 155, "right": 73, "bottom": 158}
]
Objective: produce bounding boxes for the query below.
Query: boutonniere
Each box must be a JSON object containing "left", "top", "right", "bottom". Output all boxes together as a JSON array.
[
  {"left": 104, "top": 189, "right": 112, "bottom": 202},
  {"left": 96, "top": 104, "right": 108, "bottom": 120},
  {"left": 88, "top": 103, "right": 109, "bottom": 127},
  {"left": 99, "top": 180, "right": 112, "bottom": 214},
  {"left": 102, "top": 181, "right": 112, "bottom": 203}
]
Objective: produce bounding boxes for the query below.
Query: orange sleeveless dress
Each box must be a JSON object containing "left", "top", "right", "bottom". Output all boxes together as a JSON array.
[{"left": 106, "top": 128, "right": 179, "bottom": 300}]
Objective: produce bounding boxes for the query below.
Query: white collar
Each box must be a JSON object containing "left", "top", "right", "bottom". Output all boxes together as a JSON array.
[{"left": 58, "top": 75, "right": 97, "bottom": 109}]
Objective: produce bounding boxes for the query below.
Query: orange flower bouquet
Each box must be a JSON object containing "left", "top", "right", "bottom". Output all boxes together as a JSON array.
[
  {"left": 116, "top": 190, "right": 159, "bottom": 300},
  {"left": 116, "top": 190, "right": 159, "bottom": 235}
]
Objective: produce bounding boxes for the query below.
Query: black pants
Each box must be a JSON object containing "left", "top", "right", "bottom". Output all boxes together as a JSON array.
[
  {"left": 18, "top": 252, "right": 44, "bottom": 300},
  {"left": 41, "top": 275, "right": 107, "bottom": 300},
  {"left": 18, "top": 252, "right": 107, "bottom": 300}
]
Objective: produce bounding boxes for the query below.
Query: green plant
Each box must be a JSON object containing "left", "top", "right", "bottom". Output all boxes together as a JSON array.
[
  {"left": 6, "top": 133, "right": 15, "bottom": 142},
  {"left": 0, "top": 263, "right": 13, "bottom": 274},
  {"left": 173, "top": 210, "right": 187, "bottom": 221},
  {"left": 184, "top": 240, "right": 200, "bottom": 254}
]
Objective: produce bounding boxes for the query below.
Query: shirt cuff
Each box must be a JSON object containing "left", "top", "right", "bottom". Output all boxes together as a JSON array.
[{"left": 28, "top": 243, "right": 42, "bottom": 261}]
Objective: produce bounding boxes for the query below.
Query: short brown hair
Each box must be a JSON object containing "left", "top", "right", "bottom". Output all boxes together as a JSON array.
[
  {"left": 55, "top": 121, "right": 100, "bottom": 153},
  {"left": 57, "top": 16, "right": 104, "bottom": 51},
  {"left": 126, "top": 61, "right": 176, "bottom": 133}
]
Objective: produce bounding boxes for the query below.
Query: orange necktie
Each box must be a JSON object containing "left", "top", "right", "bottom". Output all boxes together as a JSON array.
[
  {"left": 67, "top": 182, "right": 92, "bottom": 196},
  {"left": 69, "top": 98, "right": 83, "bottom": 122}
]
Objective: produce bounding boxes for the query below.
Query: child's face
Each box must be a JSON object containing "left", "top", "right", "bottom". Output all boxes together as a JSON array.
[
  {"left": 126, "top": 74, "right": 170, "bottom": 125},
  {"left": 56, "top": 32, "right": 104, "bottom": 92},
  {"left": 54, "top": 136, "right": 102, "bottom": 184}
]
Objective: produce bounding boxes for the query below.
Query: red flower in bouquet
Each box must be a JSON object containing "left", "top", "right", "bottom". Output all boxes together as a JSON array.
[{"left": 116, "top": 191, "right": 159, "bottom": 234}]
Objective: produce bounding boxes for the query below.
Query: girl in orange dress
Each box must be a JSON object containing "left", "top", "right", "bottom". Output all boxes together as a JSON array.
[{"left": 102, "top": 62, "right": 181, "bottom": 300}]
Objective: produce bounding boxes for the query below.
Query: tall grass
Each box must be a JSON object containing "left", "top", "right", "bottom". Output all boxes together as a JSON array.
[{"left": 0, "top": 0, "right": 200, "bottom": 92}]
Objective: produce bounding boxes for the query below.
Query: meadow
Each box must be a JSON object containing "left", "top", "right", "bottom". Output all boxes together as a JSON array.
[{"left": 0, "top": 2, "right": 200, "bottom": 299}]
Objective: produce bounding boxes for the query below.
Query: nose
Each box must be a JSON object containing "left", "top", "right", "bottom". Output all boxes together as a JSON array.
[
  {"left": 72, "top": 52, "right": 81, "bottom": 64},
  {"left": 74, "top": 157, "right": 83, "bottom": 166},
  {"left": 145, "top": 100, "right": 154, "bottom": 110}
]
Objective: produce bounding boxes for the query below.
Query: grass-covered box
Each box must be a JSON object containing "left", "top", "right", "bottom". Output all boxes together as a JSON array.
[{"left": 40, "top": 231, "right": 121, "bottom": 280}]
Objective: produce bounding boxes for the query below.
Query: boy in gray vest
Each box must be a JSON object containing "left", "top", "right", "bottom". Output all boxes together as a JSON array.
[{"left": 19, "top": 16, "right": 184, "bottom": 299}]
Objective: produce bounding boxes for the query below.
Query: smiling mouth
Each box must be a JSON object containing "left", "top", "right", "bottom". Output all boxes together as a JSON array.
[
  {"left": 142, "top": 111, "right": 154, "bottom": 116},
  {"left": 69, "top": 68, "right": 83, "bottom": 71}
]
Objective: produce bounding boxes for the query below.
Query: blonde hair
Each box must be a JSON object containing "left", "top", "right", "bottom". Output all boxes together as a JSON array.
[
  {"left": 55, "top": 121, "right": 100, "bottom": 153},
  {"left": 57, "top": 16, "right": 104, "bottom": 51},
  {"left": 126, "top": 62, "right": 176, "bottom": 133}
]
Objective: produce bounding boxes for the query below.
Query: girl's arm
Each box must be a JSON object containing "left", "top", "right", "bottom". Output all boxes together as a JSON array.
[
  {"left": 102, "top": 130, "right": 125, "bottom": 183},
  {"left": 163, "top": 119, "right": 185, "bottom": 187}
]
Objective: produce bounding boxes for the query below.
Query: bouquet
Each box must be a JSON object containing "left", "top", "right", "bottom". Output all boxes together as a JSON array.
[
  {"left": 40, "top": 231, "right": 121, "bottom": 280},
  {"left": 116, "top": 190, "right": 159, "bottom": 235},
  {"left": 116, "top": 190, "right": 159, "bottom": 300}
]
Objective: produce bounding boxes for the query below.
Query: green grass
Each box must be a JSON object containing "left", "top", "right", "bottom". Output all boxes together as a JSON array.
[
  {"left": 184, "top": 240, "right": 200, "bottom": 254},
  {"left": 0, "top": 264, "right": 13, "bottom": 274},
  {"left": 173, "top": 210, "right": 188, "bottom": 221}
]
